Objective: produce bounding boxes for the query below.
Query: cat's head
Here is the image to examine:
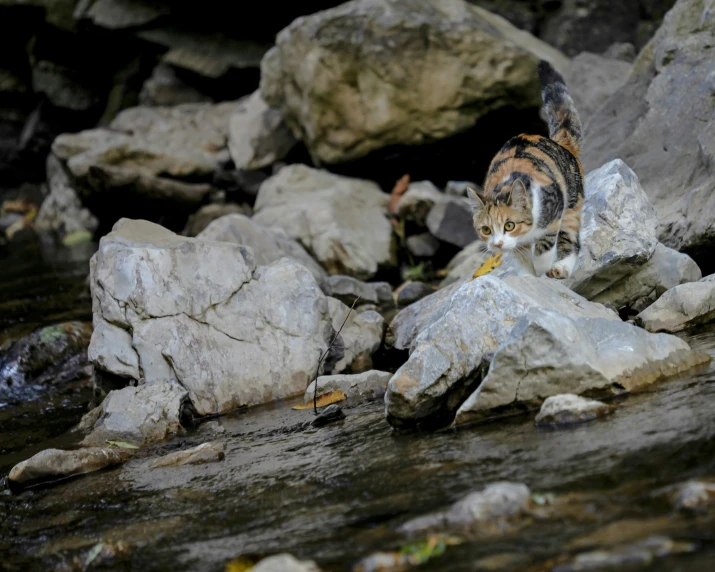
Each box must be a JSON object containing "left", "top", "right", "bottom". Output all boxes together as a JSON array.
[{"left": 467, "top": 181, "right": 534, "bottom": 253}]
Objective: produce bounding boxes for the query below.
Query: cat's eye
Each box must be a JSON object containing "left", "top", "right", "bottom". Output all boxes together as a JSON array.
[
  {"left": 481, "top": 226, "right": 491, "bottom": 235},
  {"left": 504, "top": 221, "right": 515, "bottom": 232}
]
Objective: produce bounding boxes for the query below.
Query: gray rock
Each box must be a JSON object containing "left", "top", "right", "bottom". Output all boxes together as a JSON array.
[
  {"left": 32, "top": 60, "right": 100, "bottom": 111},
  {"left": 395, "top": 281, "right": 437, "bottom": 307},
  {"left": 253, "top": 164, "right": 395, "bottom": 279},
  {"left": 325, "top": 275, "right": 380, "bottom": 306},
  {"left": 591, "top": 243, "right": 702, "bottom": 312},
  {"left": 672, "top": 480, "right": 715, "bottom": 511},
  {"left": 228, "top": 90, "right": 297, "bottom": 171},
  {"left": 252, "top": 554, "right": 321, "bottom": 572},
  {"left": 440, "top": 241, "right": 490, "bottom": 286},
  {"left": 88, "top": 219, "right": 368, "bottom": 417},
  {"left": 406, "top": 233, "right": 440, "bottom": 258},
  {"left": 8, "top": 447, "right": 131, "bottom": 488},
  {"left": 139, "top": 63, "right": 213, "bottom": 107},
  {"left": 182, "top": 203, "right": 251, "bottom": 237},
  {"left": 385, "top": 275, "right": 617, "bottom": 427},
  {"left": 35, "top": 154, "right": 99, "bottom": 240},
  {"left": 311, "top": 404, "right": 346, "bottom": 427},
  {"left": 582, "top": 0, "right": 715, "bottom": 255},
  {"left": 327, "top": 299, "right": 384, "bottom": 374},
  {"left": 636, "top": 274, "right": 715, "bottom": 332},
  {"left": 197, "top": 213, "right": 327, "bottom": 287},
  {"left": 80, "top": 381, "right": 192, "bottom": 446},
  {"left": 426, "top": 199, "right": 479, "bottom": 248},
  {"left": 260, "top": 0, "right": 567, "bottom": 164},
  {"left": 444, "top": 180, "right": 478, "bottom": 197},
  {"left": 304, "top": 370, "right": 392, "bottom": 404},
  {"left": 395, "top": 181, "right": 447, "bottom": 226},
  {"left": 455, "top": 308, "right": 708, "bottom": 425},
  {"left": 563, "top": 159, "right": 659, "bottom": 300},
  {"left": 149, "top": 441, "right": 225, "bottom": 468},
  {"left": 83, "top": 0, "right": 170, "bottom": 29},
  {"left": 535, "top": 394, "right": 612, "bottom": 426},
  {"left": 398, "top": 482, "right": 531, "bottom": 535}
]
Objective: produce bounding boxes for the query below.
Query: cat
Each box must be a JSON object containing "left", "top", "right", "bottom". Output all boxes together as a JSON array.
[{"left": 467, "top": 60, "right": 584, "bottom": 279}]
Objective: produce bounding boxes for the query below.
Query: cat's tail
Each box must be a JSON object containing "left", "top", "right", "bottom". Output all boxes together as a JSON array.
[{"left": 537, "top": 60, "right": 582, "bottom": 158}]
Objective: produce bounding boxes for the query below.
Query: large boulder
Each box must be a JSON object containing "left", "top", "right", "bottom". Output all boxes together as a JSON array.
[
  {"left": 260, "top": 0, "right": 568, "bottom": 164},
  {"left": 636, "top": 274, "right": 715, "bottom": 332},
  {"left": 87, "top": 218, "right": 370, "bottom": 417},
  {"left": 253, "top": 165, "right": 395, "bottom": 279},
  {"left": 196, "top": 213, "right": 328, "bottom": 287},
  {"left": 582, "top": 0, "right": 715, "bottom": 257},
  {"left": 454, "top": 308, "right": 708, "bottom": 425}
]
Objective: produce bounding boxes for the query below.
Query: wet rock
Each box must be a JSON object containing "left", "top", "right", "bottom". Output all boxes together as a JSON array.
[
  {"left": 139, "top": 63, "right": 212, "bottom": 107},
  {"left": 395, "top": 181, "right": 447, "bottom": 226},
  {"left": 8, "top": 447, "right": 131, "bottom": 489},
  {"left": 182, "top": 203, "right": 251, "bottom": 237},
  {"left": 564, "top": 51, "right": 632, "bottom": 124},
  {"left": 385, "top": 276, "right": 617, "bottom": 428},
  {"left": 0, "top": 321, "right": 93, "bottom": 400},
  {"left": 563, "top": 160, "right": 658, "bottom": 300},
  {"left": 671, "top": 480, "right": 715, "bottom": 511},
  {"left": 395, "top": 281, "right": 437, "bottom": 307},
  {"left": 80, "top": 381, "right": 192, "bottom": 446},
  {"left": 398, "top": 482, "right": 531, "bottom": 535},
  {"left": 304, "top": 370, "right": 392, "bottom": 404},
  {"left": 426, "top": 199, "right": 479, "bottom": 248},
  {"left": 592, "top": 243, "right": 701, "bottom": 313},
  {"left": 228, "top": 90, "right": 297, "bottom": 171},
  {"left": 327, "top": 298, "right": 384, "bottom": 374},
  {"left": 637, "top": 274, "right": 715, "bottom": 333},
  {"left": 88, "top": 219, "right": 369, "bottom": 415},
  {"left": 253, "top": 164, "right": 395, "bottom": 279},
  {"left": 535, "top": 394, "right": 612, "bottom": 426},
  {"left": 82, "top": 0, "right": 170, "bottom": 29},
  {"left": 455, "top": 308, "right": 708, "bottom": 425},
  {"left": 583, "top": 0, "right": 715, "bottom": 256},
  {"left": 149, "top": 441, "right": 225, "bottom": 468},
  {"left": 325, "top": 275, "right": 383, "bottom": 306},
  {"left": 406, "top": 233, "right": 440, "bottom": 258},
  {"left": 197, "top": 213, "right": 327, "bottom": 287},
  {"left": 310, "top": 404, "right": 346, "bottom": 427},
  {"left": 252, "top": 554, "right": 321, "bottom": 572},
  {"left": 35, "top": 154, "right": 99, "bottom": 241},
  {"left": 261, "top": 0, "right": 567, "bottom": 164}
]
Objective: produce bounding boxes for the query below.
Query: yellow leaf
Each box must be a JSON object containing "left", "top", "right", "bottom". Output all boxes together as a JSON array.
[
  {"left": 472, "top": 252, "right": 503, "bottom": 279},
  {"left": 225, "top": 556, "right": 256, "bottom": 572},
  {"left": 292, "top": 390, "right": 346, "bottom": 410}
]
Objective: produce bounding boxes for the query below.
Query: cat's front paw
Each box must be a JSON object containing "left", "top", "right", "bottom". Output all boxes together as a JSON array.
[{"left": 546, "top": 263, "right": 570, "bottom": 279}]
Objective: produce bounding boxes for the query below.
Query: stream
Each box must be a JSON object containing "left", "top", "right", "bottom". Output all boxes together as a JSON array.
[{"left": 1, "top": 242, "right": 714, "bottom": 572}]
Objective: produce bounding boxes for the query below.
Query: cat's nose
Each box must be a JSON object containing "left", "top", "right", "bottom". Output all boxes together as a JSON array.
[{"left": 494, "top": 240, "right": 504, "bottom": 248}]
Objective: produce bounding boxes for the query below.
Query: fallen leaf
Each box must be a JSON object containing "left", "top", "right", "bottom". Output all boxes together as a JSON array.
[
  {"left": 472, "top": 252, "right": 503, "bottom": 279},
  {"left": 106, "top": 440, "right": 140, "bottom": 449},
  {"left": 224, "top": 556, "right": 256, "bottom": 572},
  {"left": 399, "top": 535, "right": 463, "bottom": 566},
  {"left": 292, "top": 390, "right": 346, "bottom": 410},
  {"left": 2, "top": 199, "right": 36, "bottom": 214},
  {"left": 389, "top": 174, "right": 410, "bottom": 215}
]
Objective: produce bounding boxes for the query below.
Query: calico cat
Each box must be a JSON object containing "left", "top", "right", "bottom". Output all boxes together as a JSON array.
[{"left": 467, "top": 60, "right": 584, "bottom": 279}]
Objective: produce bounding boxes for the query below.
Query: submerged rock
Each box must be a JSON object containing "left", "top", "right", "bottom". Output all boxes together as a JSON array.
[
  {"left": 253, "top": 165, "right": 395, "bottom": 279},
  {"left": 149, "top": 441, "right": 225, "bottom": 468},
  {"left": 8, "top": 447, "right": 131, "bottom": 490},
  {"left": 304, "top": 370, "right": 392, "bottom": 405},
  {"left": 455, "top": 308, "right": 708, "bottom": 426},
  {"left": 535, "top": 394, "right": 612, "bottom": 426},
  {"left": 311, "top": 404, "right": 346, "bottom": 427},
  {"left": 261, "top": 0, "right": 567, "bottom": 164},
  {"left": 636, "top": 275, "right": 715, "bottom": 332}
]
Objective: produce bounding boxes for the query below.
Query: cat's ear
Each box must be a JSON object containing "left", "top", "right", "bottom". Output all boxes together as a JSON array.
[
  {"left": 466, "top": 185, "right": 484, "bottom": 212},
  {"left": 508, "top": 179, "right": 530, "bottom": 208}
]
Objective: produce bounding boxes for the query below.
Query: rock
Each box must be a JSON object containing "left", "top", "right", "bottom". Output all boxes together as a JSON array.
[
  {"left": 535, "top": 394, "right": 612, "bottom": 426},
  {"left": 149, "top": 441, "right": 225, "bottom": 468},
  {"left": 8, "top": 447, "right": 131, "bottom": 489},
  {"left": 398, "top": 482, "right": 531, "bottom": 535},
  {"left": 444, "top": 180, "right": 478, "bottom": 197},
  {"left": 82, "top": 0, "right": 170, "bottom": 30},
  {"left": 311, "top": 404, "right": 346, "bottom": 427},
  {"left": 563, "top": 51, "right": 632, "bottom": 123},
  {"left": 582, "top": 0, "right": 715, "bottom": 257},
  {"left": 0, "top": 321, "right": 93, "bottom": 401},
  {"left": 563, "top": 160, "right": 658, "bottom": 300},
  {"left": 455, "top": 307, "right": 709, "bottom": 425},
  {"left": 304, "top": 370, "right": 392, "bottom": 404},
  {"left": 395, "top": 181, "right": 447, "bottom": 226},
  {"left": 182, "top": 203, "right": 251, "bottom": 237},
  {"left": 88, "top": 219, "right": 370, "bottom": 416},
  {"left": 253, "top": 164, "right": 395, "bottom": 279},
  {"left": 325, "top": 275, "right": 382, "bottom": 306},
  {"left": 196, "top": 213, "right": 328, "bottom": 287},
  {"left": 395, "top": 281, "right": 437, "bottom": 307},
  {"left": 35, "top": 155, "right": 98, "bottom": 241},
  {"left": 228, "top": 90, "right": 297, "bottom": 171},
  {"left": 260, "top": 0, "right": 568, "bottom": 164},
  {"left": 440, "top": 242, "right": 490, "bottom": 286},
  {"left": 426, "top": 197, "right": 479, "bottom": 248},
  {"left": 32, "top": 60, "right": 100, "bottom": 112},
  {"left": 636, "top": 274, "right": 715, "bottom": 333},
  {"left": 80, "top": 381, "right": 192, "bottom": 446},
  {"left": 251, "top": 554, "right": 321, "bottom": 572},
  {"left": 672, "top": 480, "right": 715, "bottom": 511},
  {"left": 385, "top": 275, "right": 618, "bottom": 428},
  {"left": 406, "top": 233, "right": 440, "bottom": 258},
  {"left": 591, "top": 243, "right": 702, "bottom": 312},
  {"left": 139, "top": 63, "right": 213, "bottom": 107}
]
